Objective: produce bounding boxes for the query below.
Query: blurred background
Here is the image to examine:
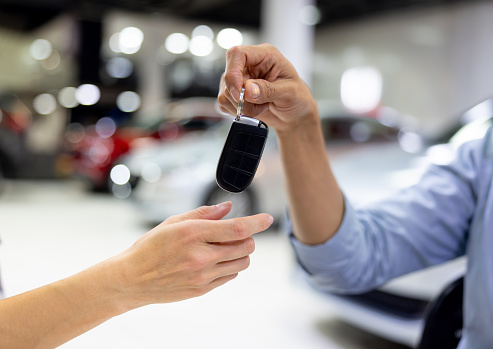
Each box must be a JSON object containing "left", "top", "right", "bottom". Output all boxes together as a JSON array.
[{"left": 1, "top": 0, "right": 492, "bottom": 348}]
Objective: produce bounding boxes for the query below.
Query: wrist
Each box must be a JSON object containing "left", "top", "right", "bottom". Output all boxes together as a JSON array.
[
  {"left": 37, "top": 257, "right": 134, "bottom": 347},
  {"left": 276, "top": 115, "right": 324, "bottom": 148},
  {"left": 97, "top": 253, "right": 146, "bottom": 313},
  {"left": 60, "top": 254, "right": 139, "bottom": 317},
  {"left": 275, "top": 99, "right": 321, "bottom": 141}
]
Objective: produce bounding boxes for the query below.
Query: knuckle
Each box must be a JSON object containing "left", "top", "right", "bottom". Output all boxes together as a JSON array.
[
  {"left": 217, "top": 94, "right": 233, "bottom": 109},
  {"left": 194, "top": 205, "right": 209, "bottom": 217},
  {"left": 244, "top": 237, "right": 255, "bottom": 254},
  {"left": 231, "top": 220, "right": 247, "bottom": 239},
  {"left": 263, "top": 81, "right": 276, "bottom": 99},
  {"left": 190, "top": 286, "right": 207, "bottom": 298},
  {"left": 217, "top": 90, "right": 226, "bottom": 102},
  {"left": 188, "top": 252, "right": 209, "bottom": 271},
  {"left": 224, "top": 70, "right": 238, "bottom": 85},
  {"left": 239, "top": 256, "right": 251, "bottom": 271},
  {"left": 226, "top": 45, "right": 242, "bottom": 57},
  {"left": 218, "top": 104, "right": 229, "bottom": 114},
  {"left": 261, "top": 43, "right": 279, "bottom": 56},
  {"left": 163, "top": 215, "right": 178, "bottom": 225},
  {"left": 191, "top": 272, "right": 209, "bottom": 287}
]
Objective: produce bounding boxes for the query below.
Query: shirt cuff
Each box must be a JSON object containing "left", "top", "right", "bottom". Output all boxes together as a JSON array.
[{"left": 288, "top": 196, "right": 361, "bottom": 276}]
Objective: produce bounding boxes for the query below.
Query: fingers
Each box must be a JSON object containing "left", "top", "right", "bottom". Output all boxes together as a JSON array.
[
  {"left": 218, "top": 79, "right": 271, "bottom": 119},
  {"left": 163, "top": 201, "right": 232, "bottom": 225},
  {"left": 215, "top": 256, "right": 251, "bottom": 276},
  {"left": 219, "top": 44, "right": 305, "bottom": 123},
  {"left": 203, "top": 213, "right": 274, "bottom": 243},
  {"left": 198, "top": 273, "right": 238, "bottom": 296},
  {"left": 224, "top": 44, "right": 297, "bottom": 98},
  {"left": 224, "top": 46, "right": 249, "bottom": 102},
  {"left": 218, "top": 77, "right": 237, "bottom": 115},
  {"left": 245, "top": 78, "right": 283, "bottom": 105},
  {"left": 195, "top": 256, "right": 251, "bottom": 297},
  {"left": 224, "top": 44, "right": 280, "bottom": 101},
  {"left": 213, "top": 236, "right": 256, "bottom": 262}
]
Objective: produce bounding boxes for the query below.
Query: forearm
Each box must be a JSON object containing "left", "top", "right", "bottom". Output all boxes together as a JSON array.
[
  {"left": 0, "top": 203, "right": 270, "bottom": 348},
  {"left": 277, "top": 110, "right": 345, "bottom": 245},
  {"left": 0, "top": 256, "right": 129, "bottom": 348}
]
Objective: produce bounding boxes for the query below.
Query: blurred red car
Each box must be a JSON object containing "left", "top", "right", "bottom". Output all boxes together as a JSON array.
[
  {"left": 0, "top": 95, "right": 32, "bottom": 182},
  {"left": 63, "top": 98, "right": 226, "bottom": 191}
]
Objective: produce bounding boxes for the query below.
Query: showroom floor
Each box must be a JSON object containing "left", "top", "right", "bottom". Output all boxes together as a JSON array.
[{"left": 0, "top": 180, "right": 408, "bottom": 349}]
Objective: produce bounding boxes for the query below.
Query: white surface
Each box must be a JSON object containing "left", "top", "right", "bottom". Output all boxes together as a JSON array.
[
  {"left": 314, "top": 292, "right": 424, "bottom": 348},
  {"left": 0, "top": 180, "right": 409, "bottom": 349}
]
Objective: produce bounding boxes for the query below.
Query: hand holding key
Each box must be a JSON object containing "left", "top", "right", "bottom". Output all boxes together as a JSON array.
[
  {"left": 217, "top": 43, "right": 345, "bottom": 248},
  {"left": 217, "top": 43, "right": 318, "bottom": 135}
]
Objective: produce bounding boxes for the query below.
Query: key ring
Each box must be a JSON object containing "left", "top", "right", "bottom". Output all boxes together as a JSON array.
[{"left": 235, "top": 87, "right": 245, "bottom": 121}]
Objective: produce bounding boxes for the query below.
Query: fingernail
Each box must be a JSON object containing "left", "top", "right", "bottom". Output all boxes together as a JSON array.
[
  {"left": 267, "top": 215, "right": 274, "bottom": 226},
  {"left": 251, "top": 83, "right": 260, "bottom": 99},
  {"left": 215, "top": 201, "right": 232, "bottom": 209},
  {"left": 229, "top": 87, "right": 239, "bottom": 102}
]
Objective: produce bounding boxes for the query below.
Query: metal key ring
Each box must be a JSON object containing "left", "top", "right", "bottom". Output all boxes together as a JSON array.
[{"left": 235, "top": 87, "right": 245, "bottom": 121}]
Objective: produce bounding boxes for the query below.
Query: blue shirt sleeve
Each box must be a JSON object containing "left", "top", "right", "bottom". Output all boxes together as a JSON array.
[{"left": 289, "top": 136, "right": 484, "bottom": 294}]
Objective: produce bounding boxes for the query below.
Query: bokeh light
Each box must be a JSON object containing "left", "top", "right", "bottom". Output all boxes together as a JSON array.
[
  {"left": 41, "top": 50, "right": 61, "bottom": 70},
  {"left": 95, "top": 117, "right": 117, "bottom": 138},
  {"left": 341, "top": 67, "right": 382, "bottom": 113},
  {"left": 58, "top": 87, "right": 79, "bottom": 108},
  {"left": 88, "top": 143, "right": 110, "bottom": 165},
  {"left": 106, "top": 57, "right": 133, "bottom": 78},
  {"left": 109, "top": 32, "right": 122, "bottom": 53},
  {"left": 217, "top": 28, "right": 243, "bottom": 49},
  {"left": 398, "top": 130, "right": 423, "bottom": 153},
  {"left": 165, "top": 33, "right": 189, "bottom": 54},
  {"left": 299, "top": 5, "right": 321, "bottom": 26},
  {"left": 110, "top": 164, "right": 131, "bottom": 185},
  {"left": 349, "top": 121, "right": 372, "bottom": 142},
  {"left": 119, "top": 27, "right": 144, "bottom": 54},
  {"left": 192, "top": 25, "right": 214, "bottom": 40},
  {"left": 33, "top": 93, "right": 57, "bottom": 115},
  {"left": 112, "top": 183, "right": 132, "bottom": 199},
  {"left": 30, "top": 39, "right": 52, "bottom": 60},
  {"left": 189, "top": 36, "right": 213, "bottom": 56},
  {"left": 76, "top": 84, "right": 101, "bottom": 106},
  {"left": 116, "top": 91, "right": 141, "bottom": 112}
]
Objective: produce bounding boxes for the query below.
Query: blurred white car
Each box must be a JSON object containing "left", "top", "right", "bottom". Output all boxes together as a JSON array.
[
  {"left": 110, "top": 104, "right": 403, "bottom": 223},
  {"left": 112, "top": 119, "right": 285, "bottom": 222}
]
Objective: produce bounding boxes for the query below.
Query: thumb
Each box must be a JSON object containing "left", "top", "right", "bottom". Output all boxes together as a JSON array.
[
  {"left": 244, "top": 78, "right": 292, "bottom": 106},
  {"left": 162, "top": 201, "right": 232, "bottom": 225}
]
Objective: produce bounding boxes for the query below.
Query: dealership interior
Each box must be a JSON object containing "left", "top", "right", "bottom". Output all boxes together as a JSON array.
[{"left": 1, "top": 0, "right": 493, "bottom": 348}]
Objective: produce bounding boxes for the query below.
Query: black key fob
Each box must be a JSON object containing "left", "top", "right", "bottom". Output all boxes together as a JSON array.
[{"left": 216, "top": 117, "right": 269, "bottom": 193}]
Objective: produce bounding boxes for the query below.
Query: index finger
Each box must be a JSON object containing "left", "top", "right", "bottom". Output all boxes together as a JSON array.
[
  {"left": 224, "top": 44, "right": 278, "bottom": 102},
  {"left": 203, "top": 213, "right": 274, "bottom": 243}
]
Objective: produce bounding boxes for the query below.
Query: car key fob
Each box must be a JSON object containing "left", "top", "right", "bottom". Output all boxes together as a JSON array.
[
  {"left": 216, "top": 88, "right": 269, "bottom": 193},
  {"left": 216, "top": 118, "right": 268, "bottom": 193}
]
